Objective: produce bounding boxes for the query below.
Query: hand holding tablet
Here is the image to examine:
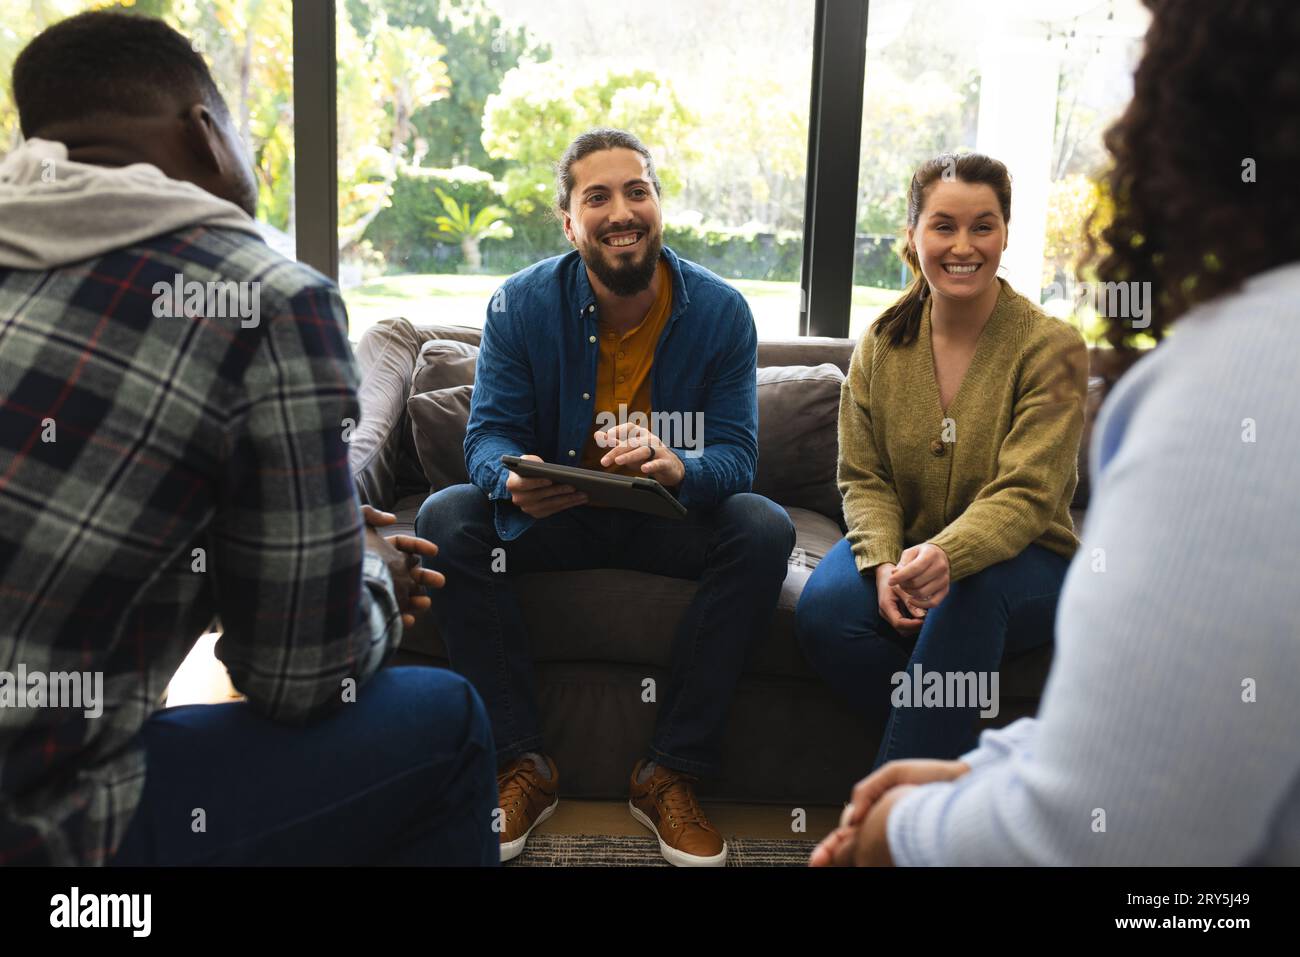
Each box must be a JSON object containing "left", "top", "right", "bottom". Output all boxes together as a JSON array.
[
  {"left": 503, "top": 453, "right": 590, "bottom": 519},
  {"left": 501, "top": 454, "right": 687, "bottom": 520}
]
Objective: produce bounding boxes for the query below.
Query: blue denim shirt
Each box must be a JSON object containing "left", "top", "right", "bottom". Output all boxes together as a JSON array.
[{"left": 464, "top": 245, "right": 759, "bottom": 541}]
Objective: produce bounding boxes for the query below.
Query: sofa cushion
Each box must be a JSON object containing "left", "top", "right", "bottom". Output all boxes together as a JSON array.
[
  {"left": 384, "top": 492, "right": 1052, "bottom": 700},
  {"left": 395, "top": 340, "right": 480, "bottom": 499},
  {"left": 407, "top": 385, "right": 474, "bottom": 491},
  {"left": 403, "top": 344, "right": 846, "bottom": 526},
  {"left": 352, "top": 319, "right": 424, "bottom": 508},
  {"left": 412, "top": 338, "right": 478, "bottom": 394},
  {"left": 753, "top": 364, "right": 844, "bottom": 525},
  {"left": 385, "top": 494, "right": 839, "bottom": 679}
]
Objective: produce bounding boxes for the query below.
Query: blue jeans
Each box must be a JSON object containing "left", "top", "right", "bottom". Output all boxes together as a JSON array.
[
  {"left": 415, "top": 485, "right": 796, "bottom": 777},
  {"left": 110, "top": 667, "right": 498, "bottom": 865},
  {"left": 795, "top": 539, "right": 1067, "bottom": 768}
]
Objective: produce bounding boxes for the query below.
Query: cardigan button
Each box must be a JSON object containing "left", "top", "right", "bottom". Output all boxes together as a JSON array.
[{"left": 930, "top": 439, "right": 946, "bottom": 457}]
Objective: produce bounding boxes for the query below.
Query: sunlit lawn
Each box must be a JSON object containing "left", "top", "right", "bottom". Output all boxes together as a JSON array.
[{"left": 343, "top": 272, "right": 899, "bottom": 343}]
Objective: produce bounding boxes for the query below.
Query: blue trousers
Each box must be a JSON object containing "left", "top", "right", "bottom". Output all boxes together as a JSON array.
[
  {"left": 795, "top": 539, "right": 1067, "bottom": 768},
  {"left": 415, "top": 485, "right": 796, "bottom": 778},
  {"left": 110, "top": 667, "right": 498, "bottom": 865}
]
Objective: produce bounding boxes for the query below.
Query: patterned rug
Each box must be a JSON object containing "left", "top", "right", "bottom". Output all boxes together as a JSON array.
[{"left": 505, "top": 833, "right": 814, "bottom": 867}]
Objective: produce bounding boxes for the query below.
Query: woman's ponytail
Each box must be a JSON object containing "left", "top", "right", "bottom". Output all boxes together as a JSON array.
[{"left": 875, "top": 241, "right": 930, "bottom": 347}]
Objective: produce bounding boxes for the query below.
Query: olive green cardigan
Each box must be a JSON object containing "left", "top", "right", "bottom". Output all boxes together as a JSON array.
[{"left": 839, "top": 279, "right": 1089, "bottom": 582}]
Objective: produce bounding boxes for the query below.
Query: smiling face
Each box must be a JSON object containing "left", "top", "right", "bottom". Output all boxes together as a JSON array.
[
  {"left": 907, "top": 179, "right": 1008, "bottom": 304},
  {"left": 562, "top": 147, "right": 663, "bottom": 297}
]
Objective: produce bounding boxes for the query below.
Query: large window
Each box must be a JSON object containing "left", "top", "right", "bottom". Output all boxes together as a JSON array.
[
  {"left": 0, "top": 0, "right": 293, "bottom": 241},
  {"left": 3, "top": 0, "right": 1157, "bottom": 344},
  {"left": 850, "top": 0, "right": 1149, "bottom": 341},
  {"left": 335, "top": 0, "right": 815, "bottom": 341}
]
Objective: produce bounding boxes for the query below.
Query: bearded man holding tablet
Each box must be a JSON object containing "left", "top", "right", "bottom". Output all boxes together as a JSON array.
[{"left": 415, "top": 127, "right": 795, "bottom": 867}]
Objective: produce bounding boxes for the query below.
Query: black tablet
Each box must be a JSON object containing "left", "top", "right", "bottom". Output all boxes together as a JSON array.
[{"left": 500, "top": 455, "right": 687, "bottom": 520}]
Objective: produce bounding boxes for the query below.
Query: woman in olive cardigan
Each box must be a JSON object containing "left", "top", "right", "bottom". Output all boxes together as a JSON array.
[{"left": 795, "top": 152, "right": 1088, "bottom": 768}]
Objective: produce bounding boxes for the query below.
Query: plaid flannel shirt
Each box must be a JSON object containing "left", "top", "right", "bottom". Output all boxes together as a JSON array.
[{"left": 0, "top": 225, "right": 401, "bottom": 865}]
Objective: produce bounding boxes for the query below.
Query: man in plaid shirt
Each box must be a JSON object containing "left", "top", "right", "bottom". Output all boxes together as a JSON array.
[{"left": 0, "top": 12, "right": 496, "bottom": 865}]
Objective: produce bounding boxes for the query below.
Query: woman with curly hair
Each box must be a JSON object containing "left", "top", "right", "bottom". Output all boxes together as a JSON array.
[
  {"left": 812, "top": 0, "right": 1300, "bottom": 867},
  {"left": 795, "top": 151, "right": 1088, "bottom": 768}
]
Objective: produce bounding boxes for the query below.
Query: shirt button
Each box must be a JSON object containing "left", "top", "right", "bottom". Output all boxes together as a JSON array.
[
  {"left": 582, "top": 392, "right": 590, "bottom": 400},
  {"left": 617, "top": 375, "right": 626, "bottom": 383},
  {"left": 930, "top": 439, "right": 946, "bottom": 457},
  {"left": 587, "top": 305, "right": 595, "bottom": 314},
  {"left": 588, "top": 335, "right": 596, "bottom": 343},
  {"left": 568, "top": 449, "right": 576, "bottom": 457},
  {"left": 616, "top": 351, "right": 625, "bottom": 359}
]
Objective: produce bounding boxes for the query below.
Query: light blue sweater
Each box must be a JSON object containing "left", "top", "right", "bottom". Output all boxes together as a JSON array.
[{"left": 888, "top": 261, "right": 1300, "bottom": 866}]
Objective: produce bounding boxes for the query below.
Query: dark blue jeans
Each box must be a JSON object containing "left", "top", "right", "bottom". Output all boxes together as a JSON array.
[
  {"left": 110, "top": 667, "right": 498, "bottom": 865},
  {"left": 415, "top": 485, "right": 796, "bottom": 778},
  {"left": 795, "top": 539, "right": 1068, "bottom": 769}
]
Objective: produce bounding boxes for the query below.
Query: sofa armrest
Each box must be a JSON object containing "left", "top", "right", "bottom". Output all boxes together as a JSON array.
[{"left": 350, "top": 317, "right": 426, "bottom": 510}]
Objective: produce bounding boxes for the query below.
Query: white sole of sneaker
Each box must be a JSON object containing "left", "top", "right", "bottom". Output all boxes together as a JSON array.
[
  {"left": 499, "top": 797, "right": 558, "bottom": 863},
  {"left": 628, "top": 801, "right": 728, "bottom": 867}
]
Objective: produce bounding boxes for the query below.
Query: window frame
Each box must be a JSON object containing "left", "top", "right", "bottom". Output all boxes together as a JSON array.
[
  {"left": 292, "top": 0, "right": 339, "bottom": 283},
  {"left": 288, "top": 0, "right": 871, "bottom": 339}
]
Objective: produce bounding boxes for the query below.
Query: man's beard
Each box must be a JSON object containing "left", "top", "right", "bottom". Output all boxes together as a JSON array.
[{"left": 580, "top": 228, "right": 664, "bottom": 297}]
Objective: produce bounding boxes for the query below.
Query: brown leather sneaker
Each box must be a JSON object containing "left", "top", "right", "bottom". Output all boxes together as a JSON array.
[
  {"left": 497, "top": 754, "right": 559, "bottom": 863},
  {"left": 628, "top": 759, "right": 727, "bottom": 867}
]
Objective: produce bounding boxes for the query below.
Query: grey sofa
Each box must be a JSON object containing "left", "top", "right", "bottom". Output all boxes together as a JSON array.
[{"left": 349, "top": 317, "right": 1091, "bottom": 806}]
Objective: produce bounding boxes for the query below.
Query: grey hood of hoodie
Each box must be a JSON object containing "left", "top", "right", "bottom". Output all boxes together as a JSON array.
[{"left": 0, "top": 138, "right": 263, "bottom": 271}]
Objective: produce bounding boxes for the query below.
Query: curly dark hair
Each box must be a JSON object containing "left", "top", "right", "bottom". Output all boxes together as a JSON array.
[{"left": 1082, "top": 0, "right": 1300, "bottom": 349}]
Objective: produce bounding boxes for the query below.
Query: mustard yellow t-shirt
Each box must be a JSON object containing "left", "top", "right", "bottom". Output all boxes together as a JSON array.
[{"left": 579, "top": 259, "right": 674, "bottom": 488}]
